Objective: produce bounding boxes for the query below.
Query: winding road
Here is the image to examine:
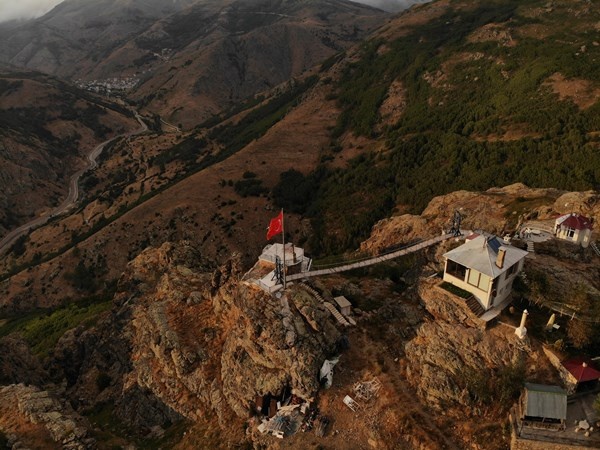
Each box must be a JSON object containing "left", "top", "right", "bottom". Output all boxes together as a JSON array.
[{"left": 0, "top": 112, "right": 148, "bottom": 256}]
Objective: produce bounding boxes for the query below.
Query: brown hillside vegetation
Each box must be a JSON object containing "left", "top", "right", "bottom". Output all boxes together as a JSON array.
[
  {"left": 0, "top": 75, "right": 341, "bottom": 309},
  {"left": 0, "top": 72, "right": 136, "bottom": 237},
  {"left": 544, "top": 72, "right": 600, "bottom": 110}
]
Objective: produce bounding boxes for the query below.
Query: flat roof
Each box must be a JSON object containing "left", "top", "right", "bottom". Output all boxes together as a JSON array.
[
  {"left": 259, "top": 243, "right": 307, "bottom": 266},
  {"left": 334, "top": 296, "right": 352, "bottom": 308}
]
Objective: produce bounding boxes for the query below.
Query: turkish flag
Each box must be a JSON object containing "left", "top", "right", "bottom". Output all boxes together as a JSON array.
[{"left": 266, "top": 210, "right": 283, "bottom": 240}]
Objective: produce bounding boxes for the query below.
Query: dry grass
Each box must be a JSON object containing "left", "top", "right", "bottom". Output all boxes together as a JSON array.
[{"left": 544, "top": 72, "right": 600, "bottom": 110}]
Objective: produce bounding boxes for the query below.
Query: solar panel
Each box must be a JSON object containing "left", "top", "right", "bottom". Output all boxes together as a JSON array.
[{"left": 487, "top": 236, "right": 501, "bottom": 253}]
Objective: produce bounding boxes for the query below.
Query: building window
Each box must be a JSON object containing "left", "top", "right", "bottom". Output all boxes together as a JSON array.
[
  {"left": 506, "top": 263, "right": 518, "bottom": 278},
  {"left": 567, "top": 227, "right": 575, "bottom": 238},
  {"left": 468, "top": 270, "right": 490, "bottom": 291},
  {"left": 446, "top": 260, "right": 467, "bottom": 280}
]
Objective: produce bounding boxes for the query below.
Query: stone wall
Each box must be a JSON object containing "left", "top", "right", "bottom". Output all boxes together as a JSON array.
[
  {"left": 511, "top": 435, "right": 599, "bottom": 450},
  {"left": 542, "top": 346, "right": 577, "bottom": 393}
]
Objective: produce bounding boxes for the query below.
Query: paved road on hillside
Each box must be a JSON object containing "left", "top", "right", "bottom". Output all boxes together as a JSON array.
[{"left": 0, "top": 112, "right": 148, "bottom": 255}]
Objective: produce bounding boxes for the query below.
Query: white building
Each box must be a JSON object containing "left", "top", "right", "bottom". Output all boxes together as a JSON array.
[
  {"left": 243, "top": 243, "right": 312, "bottom": 293},
  {"left": 554, "top": 213, "right": 593, "bottom": 248},
  {"left": 443, "top": 234, "right": 528, "bottom": 313}
]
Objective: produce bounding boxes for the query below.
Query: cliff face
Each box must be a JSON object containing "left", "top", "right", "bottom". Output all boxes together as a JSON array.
[
  {"left": 404, "top": 279, "right": 529, "bottom": 411},
  {"left": 50, "top": 240, "right": 340, "bottom": 442}
]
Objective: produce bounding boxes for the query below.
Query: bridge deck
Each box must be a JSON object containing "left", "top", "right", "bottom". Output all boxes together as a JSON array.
[{"left": 286, "top": 234, "right": 453, "bottom": 282}]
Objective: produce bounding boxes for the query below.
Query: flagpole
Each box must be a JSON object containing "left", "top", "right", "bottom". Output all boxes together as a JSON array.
[{"left": 281, "top": 209, "right": 286, "bottom": 289}]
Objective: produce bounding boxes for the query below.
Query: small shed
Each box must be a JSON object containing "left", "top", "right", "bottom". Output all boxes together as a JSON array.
[
  {"left": 333, "top": 296, "right": 352, "bottom": 316},
  {"left": 520, "top": 383, "right": 567, "bottom": 430}
]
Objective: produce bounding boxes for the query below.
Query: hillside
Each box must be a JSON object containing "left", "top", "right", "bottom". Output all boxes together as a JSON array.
[
  {"left": 0, "top": 71, "right": 136, "bottom": 240},
  {"left": 1, "top": 0, "right": 600, "bottom": 311},
  {"left": 2, "top": 185, "right": 597, "bottom": 448},
  {"left": 2, "top": 0, "right": 600, "bottom": 448},
  {"left": 0, "top": 0, "right": 389, "bottom": 128}
]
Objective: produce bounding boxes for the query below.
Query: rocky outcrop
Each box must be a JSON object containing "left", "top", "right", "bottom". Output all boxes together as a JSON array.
[
  {"left": 51, "top": 240, "right": 341, "bottom": 440},
  {"left": 361, "top": 183, "right": 600, "bottom": 255},
  {"left": 0, "top": 335, "right": 47, "bottom": 386},
  {"left": 0, "top": 384, "right": 95, "bottom": 449},
  {"left": 404, "top": 278, "right": 529, "bottom": 411}
]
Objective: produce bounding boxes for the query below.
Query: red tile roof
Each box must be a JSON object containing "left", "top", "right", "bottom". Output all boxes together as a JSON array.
[
  {"left": 562, "top": 358, "right": 600, "bottom": 382},
  {"left": 559, "top": 214, "right": 593, "bottom": 231}
]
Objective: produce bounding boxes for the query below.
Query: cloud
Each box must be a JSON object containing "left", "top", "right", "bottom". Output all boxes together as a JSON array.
[
  {"left": 353, "top": 0, "right": 432, "bottom": 12},
  {"left": 0, "top": 0, "right": 64, "bottom": 23}
]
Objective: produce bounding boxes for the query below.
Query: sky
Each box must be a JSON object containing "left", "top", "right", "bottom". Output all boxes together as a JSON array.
[
  {"left": 0, "top": 0, "right": 64, "bottom": 22},
  {"left": 0, "top": 0, "right": 430, "bottom": 23}
]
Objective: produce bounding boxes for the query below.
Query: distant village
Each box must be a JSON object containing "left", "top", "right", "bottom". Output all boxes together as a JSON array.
[{"left": 75, "top": 76, "right": 139, "bottom": 96}]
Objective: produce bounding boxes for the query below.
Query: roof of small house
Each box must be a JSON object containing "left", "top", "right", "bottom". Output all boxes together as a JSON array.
[
  {"left": 555, "top": 213, "right": 593, "bottom": 230},
  {"left": 523, "top": 383, "right": 567, "bottom": 420},
  {"left": 334, "top": 296, "right": 352, "bottom": 309},
  {"left": 443, "top": 235, "right": 528, "bottom": 279},
  {"left": 562, "top": 358, "right": 600, "bottom": 382}
]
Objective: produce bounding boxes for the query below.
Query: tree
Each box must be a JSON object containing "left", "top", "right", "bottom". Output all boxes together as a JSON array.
[{"left": 567, "top": 288, "right": 600, "bottom": 350}]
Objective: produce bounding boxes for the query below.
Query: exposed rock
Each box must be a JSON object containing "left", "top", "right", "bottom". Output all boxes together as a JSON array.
[
  {"left": 0, "top": 335, "right": 47, "bottom": 386},
  {"left": 360, "top": 183, "right": 595, "bottom": 255},
  {"left": 404, "top": 278, "right": 529, "bottom": 411},
  {"left": 50, "top": 240, "right": 341, "bottom": 443},
  {"left": 0, "top": 384, "right": 95, "bottom": 449}
]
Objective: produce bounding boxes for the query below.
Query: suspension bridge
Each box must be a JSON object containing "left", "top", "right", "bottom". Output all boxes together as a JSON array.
[{"left": 285, "top": 233, "right": 453, "bottom": 282}]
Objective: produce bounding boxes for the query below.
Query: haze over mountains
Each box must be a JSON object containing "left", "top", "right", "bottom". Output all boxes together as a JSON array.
[
  {"left": 0, "top": 0, "right": 429, "bottom": 22},
  {"left": 0, "top": 0, "right": 392, "bottom": 127}
]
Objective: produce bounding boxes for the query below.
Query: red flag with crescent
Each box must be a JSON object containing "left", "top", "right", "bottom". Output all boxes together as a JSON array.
[{"left": 266, "top": 210, "right": 283, "bottom": 240}]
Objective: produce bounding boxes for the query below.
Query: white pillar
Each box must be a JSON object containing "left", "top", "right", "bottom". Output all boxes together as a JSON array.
[
  {"left": 515, "top": 309, "right": 529, "bottom": 339},
  {"left": 546, "top": 313, "right": 556, "bottom": 330}
]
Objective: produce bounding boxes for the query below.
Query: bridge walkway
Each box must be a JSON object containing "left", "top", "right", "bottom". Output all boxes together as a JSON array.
[{"left": 286, "top": 234, "right": 453, "bottom": 282}]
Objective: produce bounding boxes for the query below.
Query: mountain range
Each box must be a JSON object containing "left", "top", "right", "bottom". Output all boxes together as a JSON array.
[
  {"left": 0, "top": 0, "right": 388, "bottom": 127},
  {"left": 1, "top": 0, "right": 599, "bottom": 307},
  {"left": 0, "top": 0, "right": 600, "bottom": 448}
]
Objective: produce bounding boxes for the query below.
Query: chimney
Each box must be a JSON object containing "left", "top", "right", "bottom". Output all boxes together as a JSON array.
[{"left": 496, "top": 247, "right": 507, "bottom": 269}]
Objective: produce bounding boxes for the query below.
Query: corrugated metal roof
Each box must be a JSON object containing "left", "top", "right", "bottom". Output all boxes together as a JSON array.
[
  {"left": 443, "top": 235, "right": 528, "bottom": 278},
  {"left": 523, "top": 383, "right": 567, "bottom": 420}
]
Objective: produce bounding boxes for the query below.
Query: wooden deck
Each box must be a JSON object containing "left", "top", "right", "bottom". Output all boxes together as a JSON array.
[{"left": 286, "top": 234, "right": 453, "bottom": 282}]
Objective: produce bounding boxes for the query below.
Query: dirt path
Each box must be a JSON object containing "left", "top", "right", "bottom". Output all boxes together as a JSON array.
[{"left": 0, "top": 112, "right": 147, "bottom": 255}]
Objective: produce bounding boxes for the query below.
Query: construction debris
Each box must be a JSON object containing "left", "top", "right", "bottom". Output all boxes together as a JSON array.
[
  {"left": 343, "top": 395, "right": 361, "bottom": 412},
  {"left": 353, "top": 377, "right": 382, "bottom": 402},
  {"left": 313, "top": 416, "right": 330, "bottom": 437},
  {"left": 259, "top": 404, "right": 303, "bottom": 438},
  {"left": 319, "top": 357, "right": 340, "bottom": 389}
]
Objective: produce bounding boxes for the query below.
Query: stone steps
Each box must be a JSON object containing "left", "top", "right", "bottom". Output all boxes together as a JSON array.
[
  {"left": 300, "top": 283, "right": 351, "bottom": 327},
  {"left": 465, "top": 296, "right": 485, "bottom": 318}
]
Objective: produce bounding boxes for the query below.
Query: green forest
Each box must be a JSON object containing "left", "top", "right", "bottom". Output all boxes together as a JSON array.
[{"left": 275, "top": 0, "right": 600, "bottom": 254}]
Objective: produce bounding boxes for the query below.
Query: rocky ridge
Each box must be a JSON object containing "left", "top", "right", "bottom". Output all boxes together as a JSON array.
[
  {"left": 45, "top": 240, "right": 341, "bottom": 445},
  {"left": 361, "top": 183, "right": 599, "bottom": 255}
]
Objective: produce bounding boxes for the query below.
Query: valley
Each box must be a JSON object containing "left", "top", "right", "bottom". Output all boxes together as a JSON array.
[{"left": 0, "top": 0, "right": 599, "bottom": 449}]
